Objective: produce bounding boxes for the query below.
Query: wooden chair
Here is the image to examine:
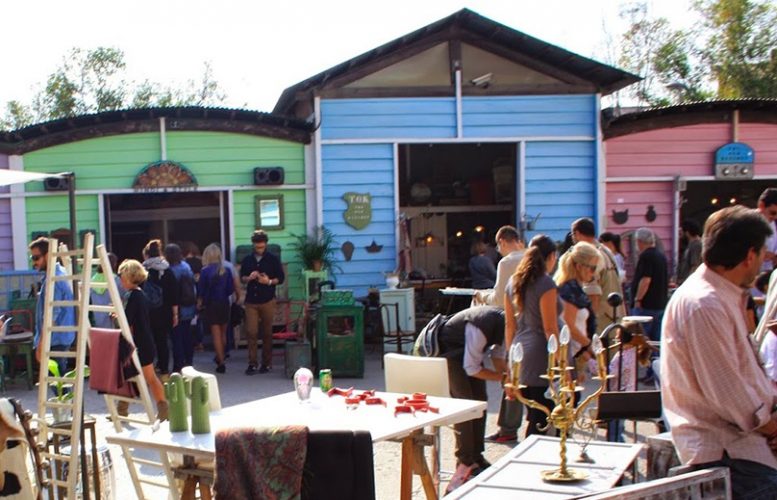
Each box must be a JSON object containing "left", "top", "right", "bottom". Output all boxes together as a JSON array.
[
  {"left": 379, "top": 303, "right": 416, "bottom": 356},
  {"left": 271, "top": 301, "right": 308, "bottom": 368}
]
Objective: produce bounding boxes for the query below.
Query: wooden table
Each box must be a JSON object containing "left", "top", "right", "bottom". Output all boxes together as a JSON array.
[
  {"left": 107, "top": 389, "right": 486, "bottom": 500},
  {"left": 445, "top": 435, "right": 643, "bottom": 499}
]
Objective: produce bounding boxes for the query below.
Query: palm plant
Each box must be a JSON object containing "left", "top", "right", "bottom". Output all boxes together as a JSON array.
[{"left": 291, "top": 225, "right": 340, "bottom": 272}]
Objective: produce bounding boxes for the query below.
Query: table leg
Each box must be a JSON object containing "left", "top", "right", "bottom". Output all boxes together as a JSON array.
[
  {"left": 412, "top": 438, "right": 437, "bottom": 499},
  {"left": 400, "top": 431, "right": 439, "bottom": 500},
  {"left": 181, "top": 477, "right": 198, "bottom": 500},
  {"left": 400, "top": 435, "right": 414, "bottom": 500},
  {"left": 199, "top": 479, "right": 213, "bottom": 500},
  {"left": 24, "top": 347, "right": 32, "bottom": 389}
]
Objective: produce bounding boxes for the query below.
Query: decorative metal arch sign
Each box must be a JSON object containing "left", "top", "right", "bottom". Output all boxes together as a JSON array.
[
  {"left": 343, "top": 192, "right": 372, "bottom": 230},
  {"left": 133, "top": 161, "right": 198, "bottom": 191}
]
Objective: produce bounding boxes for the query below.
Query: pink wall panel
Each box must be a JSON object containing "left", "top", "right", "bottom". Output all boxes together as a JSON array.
[
  {"left": 606, "top": 122, "right": 777, "bottom": 179},
  {"left": 604, "top": 181, "right": 675, "bottom": 276}
]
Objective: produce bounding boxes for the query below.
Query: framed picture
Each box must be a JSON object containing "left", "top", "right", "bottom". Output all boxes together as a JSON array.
[{"left": 255, "top": 195, "right": 284, "bottom": 230}]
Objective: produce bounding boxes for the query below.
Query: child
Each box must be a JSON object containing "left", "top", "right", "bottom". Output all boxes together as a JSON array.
[{"left": 118, "top": 259, "right": 168, "bottom": 421}]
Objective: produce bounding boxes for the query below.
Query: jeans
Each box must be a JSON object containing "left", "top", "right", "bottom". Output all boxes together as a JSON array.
[
  {"left": 171, "top": 320, "right": 193, "bottom": 372},
  {"left": 631, "top": 307, "right": 664, "bottom": 342},
  {"left": 446, "top": 358, "right": 488, "bottom": 466},
  {"left": 692, "top": 453, "right": 777, "bottom": 499},
  {"left": 496, "top": 394, "right": 523, "bottom": 436}
]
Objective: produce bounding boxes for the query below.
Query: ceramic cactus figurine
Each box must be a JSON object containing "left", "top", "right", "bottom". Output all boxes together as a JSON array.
[
  {"left": 165, "top": 373, "right": 188, "bottom": 432},
  {"left": 189, "top": 376, "right": 211, "bottom": 434}
]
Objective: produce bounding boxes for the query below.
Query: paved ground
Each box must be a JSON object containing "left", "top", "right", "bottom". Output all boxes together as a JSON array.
[{"left": 3, "top": 345, "right": 659, "bottom": 499}]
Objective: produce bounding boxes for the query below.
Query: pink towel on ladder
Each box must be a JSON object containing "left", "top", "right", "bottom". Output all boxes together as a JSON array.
[{"left": 88, "top": 328, "right": 137, "bottom": 397}]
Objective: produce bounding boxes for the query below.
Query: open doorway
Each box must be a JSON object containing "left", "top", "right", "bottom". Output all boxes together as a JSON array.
[
  {"left": 398, "top": 143, "right": 516, "bottom": 282},
  {"left": 106, "top": 191, "right": 225, "bottom": 262}
]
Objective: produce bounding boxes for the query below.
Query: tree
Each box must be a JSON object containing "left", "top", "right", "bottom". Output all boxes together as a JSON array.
[{"left": 1, "top": 47, "right": 226, "bottom": 130}]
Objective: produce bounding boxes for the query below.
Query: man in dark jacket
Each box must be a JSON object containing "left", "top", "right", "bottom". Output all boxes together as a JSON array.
[
  {"left": 438, "top": 305, "right": 505, "bottom": 493},
  {"left": 240, "top": 230, "right": 285, "bottom": 375}
]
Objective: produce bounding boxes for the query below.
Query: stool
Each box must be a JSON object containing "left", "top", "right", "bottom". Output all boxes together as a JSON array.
[
  {"left": 50, "top": 417, "right": 100, "bottom": 499},
  {"left": 0, "top": 339, "right": 34, "bottom": 390}
]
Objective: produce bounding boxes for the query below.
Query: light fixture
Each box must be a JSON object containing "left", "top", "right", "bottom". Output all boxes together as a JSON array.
[
  {"left": 474, "top": 225, "right": 485, "bottom": 233},
  {"left": 730, "top": 197, "right": 737, "bottom": 204},
  {"left": 455, "top": 230, "right": 463, "bottom": 238},
  {"left": 711, "top": 197, "right": 719, "bottom": 205}
]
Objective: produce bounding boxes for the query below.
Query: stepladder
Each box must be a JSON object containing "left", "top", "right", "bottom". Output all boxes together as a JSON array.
[{"left": 35, "top": 235, "right": 177, "bottom": 499}]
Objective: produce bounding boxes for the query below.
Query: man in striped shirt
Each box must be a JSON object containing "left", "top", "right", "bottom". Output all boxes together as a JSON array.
[{"left": 662, "top": 206, "right": 777, "bottom": 499}]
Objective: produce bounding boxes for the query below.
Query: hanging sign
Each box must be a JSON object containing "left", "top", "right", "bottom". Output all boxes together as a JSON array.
[
  {"left": 714, "top": 143, "right": 754, "bottom": 180},
  {"left": 133, "top": 161, "right": 198, "bottom": 191},
  {"left": 343, "top": 192, "right": 372, "bottom": 230}
]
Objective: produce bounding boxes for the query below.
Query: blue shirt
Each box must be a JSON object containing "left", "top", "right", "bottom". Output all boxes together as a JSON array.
[
  {"left": 169, "top": 261, "right": 197, "bottom": 321},
  {"left": 34, "top": 263, "right": 76, "bottom": 348}
]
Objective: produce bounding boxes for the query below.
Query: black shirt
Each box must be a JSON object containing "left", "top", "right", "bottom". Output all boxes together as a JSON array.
[
  {"left": 240, "top": 250, "right": 285, "bottom": 305},
  {"left": 630, "top": 247, "right": 668, "bottom": 310},
  {"left": 439, "top": 306, "right": 505, "bottom": 361},
  {"left": 125, "top": 288, "right": 156, "bottom": 366}
]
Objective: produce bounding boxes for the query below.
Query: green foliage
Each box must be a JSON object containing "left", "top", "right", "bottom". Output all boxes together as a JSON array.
[
  {"left": 48, "top": 360, "right": 90, "bottom": 402},
  {"left": 291, "top": 225, "right": 340, "bottom": 272},
  {"left": 615, "top": 0, "right": 777, "bottom": 105},
  {"left": 1, "top": 47, "right": 226, "bottom": 131}
]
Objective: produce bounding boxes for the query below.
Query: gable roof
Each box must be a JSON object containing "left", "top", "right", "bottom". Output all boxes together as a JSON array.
[
  {"left": 0, "top": 106, "right": 313, "bottom": 154},
  {"left": 274, "top": 8, "right": 640, "bottom": 115}
]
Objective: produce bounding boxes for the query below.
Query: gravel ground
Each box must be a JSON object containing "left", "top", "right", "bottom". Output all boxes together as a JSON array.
[{"left": 4, "top": 347, "right": 659, "bottom": 499}]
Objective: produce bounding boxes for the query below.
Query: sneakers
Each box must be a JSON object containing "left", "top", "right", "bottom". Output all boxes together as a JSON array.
[
  {"left": 245, "top": 364, "right": 258, "bottom": 375},
  {"left": 484, "top": 431, "right": 517, "bottom": 444},
  {"left": 216, "top": 364, "right": 226, "bottom": 374},
  {"left": 444, "top": 463, "right": 476, "bottom": 494},
  {"left": 258, "top": 365, "right": 271, "bottom": 374}
]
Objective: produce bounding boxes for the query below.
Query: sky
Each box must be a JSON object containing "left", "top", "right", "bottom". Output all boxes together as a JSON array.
[{"left": 1, "top": 0, "right": 695, "bottom": 114}]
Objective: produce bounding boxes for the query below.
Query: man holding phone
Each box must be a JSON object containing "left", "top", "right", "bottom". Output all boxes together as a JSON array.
[{"left": 240, "top": 230, "right": 285, "bottom": 375}]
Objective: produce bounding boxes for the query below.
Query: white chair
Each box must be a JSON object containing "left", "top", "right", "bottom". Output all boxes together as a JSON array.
[
  {"left": 181, "top": 366, "right": 222, "bottom": 411},
  {"left": 383, "top": 353, "right": 450, "bottom": 496},
  {"left": 383, "top": 353, "right": 450, "bottom": 396}
]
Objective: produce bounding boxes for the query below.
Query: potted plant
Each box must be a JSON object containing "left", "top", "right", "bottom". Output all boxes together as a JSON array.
[
  {"left": 48, "top": 360, "right": 90, "bottom": 422},
  {"left": 291, "top": 225, "right": 340, "bottom": 272}
]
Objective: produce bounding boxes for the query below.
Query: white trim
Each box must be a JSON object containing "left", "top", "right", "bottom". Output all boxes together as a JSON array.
[
  {"left": 518, "top": 141, "right": 526, "bottom": 224},
  {"left": 227, "top": 189, "right": 235, "bottom": 262},
  {"left": 321, "top": 135, "right": 595, "bottom": 145},
  {"left": 595, "top": 93, "right": 605, "bottom": 232},
  {"left": 393, "top": 142, "right": 400, "bottom": 271},
  {"left": 607, "top": 174, "right": 777, "bottom": 183},
  {"left": 0, "top": 183, "right": 314, "bottom": 199},
  {"left": 219, "top": 191, "right": 226, "bottom": 252},
  {"left": 160, "top": 117, "right": 167, "bottom": 161},
  {"left": 9, "top": 155, "right": 28, "bottom": 270},
  {"left": 455, "top": 69, "right": 463, "bottom": 139},
  {"left": 672, "top": 177, "right": 681, "bottom": 277},
  {"left": 304, "top": 142, "right": 318, "bottom": 232},
  {"left": 402, "top": 205, "right": 513, "bottom": 217},
  {"left": 97, "top": 193, "right": 106, "bottom": 246},
  {"left": 314, "top": 96, "right": 324, "bottom": 228}
]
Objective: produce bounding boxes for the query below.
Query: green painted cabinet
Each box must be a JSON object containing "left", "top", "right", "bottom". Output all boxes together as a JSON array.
[{"left": 315, "top": 304, "right": 364, "bottom": 378}]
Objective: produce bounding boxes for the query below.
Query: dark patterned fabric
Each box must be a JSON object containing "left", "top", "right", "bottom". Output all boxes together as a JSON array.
[
  {"left": 559, "top": 279, "right": 596, "bottom": 337},
  {"left": 215, "top": 425, "right": 308, "bottom": 500}
]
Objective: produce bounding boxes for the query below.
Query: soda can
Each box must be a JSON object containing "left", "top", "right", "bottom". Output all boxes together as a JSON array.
[{"left": 319, "top": 369, "right": 333, "bottom": 392}]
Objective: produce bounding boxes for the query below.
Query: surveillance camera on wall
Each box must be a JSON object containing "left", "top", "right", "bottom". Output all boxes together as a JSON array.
[{"left": 470, "top": 73, "right": 493, "bottom": 88}]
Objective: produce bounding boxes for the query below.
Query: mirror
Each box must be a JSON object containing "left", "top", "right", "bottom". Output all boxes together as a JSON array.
[{"left": 255, "top": 195, "right": 284, "bottom": 230}]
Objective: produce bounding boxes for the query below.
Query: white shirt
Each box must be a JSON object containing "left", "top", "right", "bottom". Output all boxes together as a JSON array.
[{"left": 479, "top": 250, "right": 524, "bottom": 309}]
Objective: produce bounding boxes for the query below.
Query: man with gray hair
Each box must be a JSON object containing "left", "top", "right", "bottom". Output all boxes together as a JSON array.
[{"left": 630, "top": 227, "right": 668, "bottom": 342}]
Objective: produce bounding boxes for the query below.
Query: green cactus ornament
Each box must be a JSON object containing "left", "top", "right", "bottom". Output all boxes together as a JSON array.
[
  {"left": 189, "top": 376, "right": 211, "bottom": 434},
  {"left": 165, "top": 373, "right": 189, "bottom": 432}
]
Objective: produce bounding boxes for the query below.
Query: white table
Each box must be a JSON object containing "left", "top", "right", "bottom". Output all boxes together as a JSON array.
[
  {"left": 445, "top": 435, "right": 644, "bottom": 499},
  {"left": 107, "top": 389, "right": 486, "bottom": 500}
]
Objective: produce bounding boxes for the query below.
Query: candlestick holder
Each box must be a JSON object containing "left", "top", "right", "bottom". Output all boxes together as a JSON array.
[{"left": 504, "top": 330, "right": 612, "bottom": 482}]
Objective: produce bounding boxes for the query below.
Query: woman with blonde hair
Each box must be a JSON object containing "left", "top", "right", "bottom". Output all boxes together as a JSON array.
[
  {"left": 117, "top": 259, "right": 168, "bottom": 421},
  {"left": 198, "top": 243, "right": 235, "bottom": 373},
  {"left": 555, "top": 241, "right": 599, "bottom": 358},
  {"left": 504, "top": 234, "right": 560, "bottom": 437}
]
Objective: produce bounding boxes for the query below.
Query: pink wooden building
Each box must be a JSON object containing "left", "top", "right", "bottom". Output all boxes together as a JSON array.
[{"left": 603, "top": 100, "right": 777, "bottom": 276}]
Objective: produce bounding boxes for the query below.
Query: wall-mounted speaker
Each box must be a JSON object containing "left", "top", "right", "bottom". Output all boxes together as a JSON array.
[
  {"left": 253, "top": 167, "right": 284, "bottom": 186},
  {"left": 43, "top": 176, "right": 73, "bottom": 191}
]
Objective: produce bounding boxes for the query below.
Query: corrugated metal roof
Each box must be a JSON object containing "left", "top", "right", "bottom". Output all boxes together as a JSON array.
[{"left": 274, "top": 8, "right": 640, "bottom": 114}]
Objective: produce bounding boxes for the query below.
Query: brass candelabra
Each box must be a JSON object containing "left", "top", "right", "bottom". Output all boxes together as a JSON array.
[{"left": 504, "top": 329, "right": 611, "bottom": 482}]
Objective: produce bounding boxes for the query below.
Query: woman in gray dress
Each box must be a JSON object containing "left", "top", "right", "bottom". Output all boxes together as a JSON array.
[{"left": 504, "top": 234, "right": 561, "bottom": 437}]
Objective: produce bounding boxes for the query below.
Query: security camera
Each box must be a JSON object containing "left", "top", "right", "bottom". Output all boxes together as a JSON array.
[{"left": 470, "top": 73, "right": 493, "bottom": 88}]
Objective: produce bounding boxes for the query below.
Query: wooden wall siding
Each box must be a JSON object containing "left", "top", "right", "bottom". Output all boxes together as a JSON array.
[
  {"left": 524, "top": 141, "right": 596, "bottom": 242},
  {"left": 25, "top": 194, "right": 100, "bottom": 245},
  {"left": 605, "top": 123, "right": 777, "bottom": 178},
  {"left": 22, "top": 131, "right": 305, "bottom": 190},
  {"left": 604, "top": 181, "right": 674, "bottom": 270},
  {"left": 232, "top": 189, "right": 306, "bottom": 300},
  {"left": 0, "top": 199, "right": 12, "bottom": 270},
  {"left": 321, "top": 98, "right": 457, "bottom": 140},
  {"left": 461, "top": 95, "right": 596, "bottom": 138},
  {"left": 321, "top": 144, "right": 396, "bottom": 295}
]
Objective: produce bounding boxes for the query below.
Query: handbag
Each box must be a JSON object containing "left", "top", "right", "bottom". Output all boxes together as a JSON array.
[{"left": 230, "top": 303, "right": 245, "bottom": 327}]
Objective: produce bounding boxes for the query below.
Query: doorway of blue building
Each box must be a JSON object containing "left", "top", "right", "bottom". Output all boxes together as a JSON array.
[{"left": 105, "top": 191, "right": 227, "bottom": 263}]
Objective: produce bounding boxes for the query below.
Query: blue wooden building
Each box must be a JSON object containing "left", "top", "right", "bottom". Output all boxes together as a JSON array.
[{"left": 275, "top": 9, "right": 638, "bottom": 294}]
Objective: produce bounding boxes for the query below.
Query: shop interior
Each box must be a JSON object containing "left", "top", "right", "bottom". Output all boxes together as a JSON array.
[
  {"left": 398, "top": 143, "right": 516, "bottom": 283},
  {"left": 105, "top": 191, "right": 225, "bottom": 263}
]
